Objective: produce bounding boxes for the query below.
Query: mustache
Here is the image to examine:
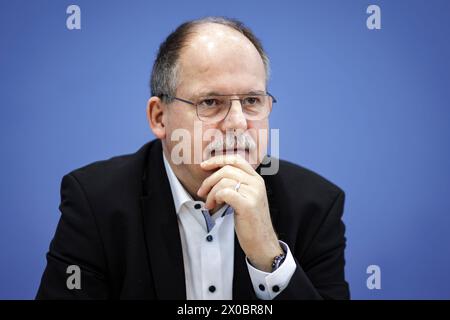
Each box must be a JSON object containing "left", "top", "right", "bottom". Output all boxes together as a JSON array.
[{"left": 204, "top": 133, "right": 256, "bottom": 155}]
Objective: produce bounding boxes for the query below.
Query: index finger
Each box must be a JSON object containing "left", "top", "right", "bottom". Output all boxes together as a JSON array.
[{"left": 200, "top": 154, "right": 257, "bottom": 176}]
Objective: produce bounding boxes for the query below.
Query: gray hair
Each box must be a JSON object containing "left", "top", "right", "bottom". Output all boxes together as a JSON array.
[{"left": 150, "top": 16, "right": 270, "bottom": 103}]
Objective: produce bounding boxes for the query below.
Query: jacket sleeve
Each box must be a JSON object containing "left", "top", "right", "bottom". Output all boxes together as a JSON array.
[
  {"left": 36, "top": 173, "right": 109, "bottom": 299},
  {"left": 274, "top": 191, "right": 350, "bottom": 300}
]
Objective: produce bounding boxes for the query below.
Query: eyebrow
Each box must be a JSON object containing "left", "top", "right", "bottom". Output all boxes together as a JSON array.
[{"left": 197, "top": 90, "right": 266, "bottom": 97}]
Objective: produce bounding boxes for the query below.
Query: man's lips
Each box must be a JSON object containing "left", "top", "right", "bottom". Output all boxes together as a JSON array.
[{"left": 211, "top": 148, "right": 249, "bottom": 155}]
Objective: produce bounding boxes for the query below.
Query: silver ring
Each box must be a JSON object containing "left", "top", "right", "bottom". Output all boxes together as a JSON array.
[{"left": 234, "top": 181, "right": 241, "bottom": 192}]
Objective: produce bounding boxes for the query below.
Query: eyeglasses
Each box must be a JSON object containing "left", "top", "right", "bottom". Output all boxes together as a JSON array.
[{"left": 160, "top": 92, "right": 277, "bottom": 123}]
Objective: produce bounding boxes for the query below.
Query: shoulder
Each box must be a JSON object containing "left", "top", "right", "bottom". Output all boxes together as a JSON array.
[
  {"left": 264, "top": 158, "right": 344, "bottom": 217},
  {"left": 277, "top": 159, "right": 343, "bottom": 197},
  {"left": 61, "top": 140, "right": 159, "bottom": 208},
  {"left": 71, "top": 142, "right": 152, "bottom": 182}
]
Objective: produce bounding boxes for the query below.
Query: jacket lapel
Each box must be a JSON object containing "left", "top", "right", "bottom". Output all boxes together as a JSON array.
[{"left": 140, "top": 140, "right": 186, "bottom": 300}]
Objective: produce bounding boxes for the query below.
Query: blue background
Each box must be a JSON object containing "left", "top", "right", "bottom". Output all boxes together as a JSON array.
[{"left": 1, "top": 0, "right": 449, "bottom": 299}]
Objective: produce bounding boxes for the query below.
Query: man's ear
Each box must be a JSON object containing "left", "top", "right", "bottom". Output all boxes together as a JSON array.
[{"left": 146, "top": 96, "right": 166, "bottom": 139}]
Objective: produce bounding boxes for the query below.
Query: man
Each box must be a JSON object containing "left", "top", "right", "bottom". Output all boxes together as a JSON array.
[{"left": 37, "top": 17, "right": 349, "bottom": 300}]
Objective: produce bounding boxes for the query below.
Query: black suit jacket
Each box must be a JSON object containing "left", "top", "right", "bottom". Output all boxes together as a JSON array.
[{"left": 36, "top": 139, "right": 349, "bottom": 300}]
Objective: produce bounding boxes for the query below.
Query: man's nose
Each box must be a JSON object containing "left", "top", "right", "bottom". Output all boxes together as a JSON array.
[{"left": 221, "top": 99, "right": 248, "bottom": 131}]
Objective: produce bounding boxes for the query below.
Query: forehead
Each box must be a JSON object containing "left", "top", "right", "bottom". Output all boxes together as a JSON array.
[{"left": 177, "top": 23, "right": 266, "bottom": 95}]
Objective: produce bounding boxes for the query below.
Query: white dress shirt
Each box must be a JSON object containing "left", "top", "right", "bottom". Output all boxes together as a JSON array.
[{"left": 162, "top": 153, "right": 296, "bottom": 300}]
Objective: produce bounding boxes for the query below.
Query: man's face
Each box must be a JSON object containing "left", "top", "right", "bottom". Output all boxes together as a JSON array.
[{"left": 162, "top": 24, "right": 269, "bottom": 187}]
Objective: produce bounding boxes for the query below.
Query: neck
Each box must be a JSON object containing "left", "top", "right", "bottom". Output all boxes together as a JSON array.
[
  {"left": 174, "top": 170, "right": 222, "bottom": 214},
  {"left": 163, "top": 147, "right": 223, "bottom": 215}
]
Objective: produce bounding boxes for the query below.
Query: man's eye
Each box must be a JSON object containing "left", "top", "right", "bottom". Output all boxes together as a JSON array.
[
  {"left": 243, "top": 97, "right": 260, "bottom": 105},
  {"left": 199, "top": 99, "right": 221, "bottom": 107}
]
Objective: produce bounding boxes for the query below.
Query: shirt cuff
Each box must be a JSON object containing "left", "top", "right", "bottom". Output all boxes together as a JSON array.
[{"left": 245, "top": 240, "right": 297, "bottom": 300}]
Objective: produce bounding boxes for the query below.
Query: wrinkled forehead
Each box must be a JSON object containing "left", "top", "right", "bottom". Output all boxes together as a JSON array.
[{"left": 177, "top": 24, "right": 267, "bottom": 96}]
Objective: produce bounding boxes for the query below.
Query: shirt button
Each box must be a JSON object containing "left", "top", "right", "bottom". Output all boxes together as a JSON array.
[
  {"left": 206, "top": 235, "right": 213, "bottom": 242},
  {"left": 209, "top": 285, "right": 216, "bottom": 293},
  {"left": 259, "top": 284, "right": 265, "bottom": 291},
  {"left": 272, "top": 285, "right": 280, "bottom": 293},
  {"left": 194, "top": 203, "right": 201, "bottom": 210}
]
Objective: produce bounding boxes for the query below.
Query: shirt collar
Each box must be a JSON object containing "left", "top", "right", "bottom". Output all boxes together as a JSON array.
[{"left": 162, "top": 152, "right": 194, "bottom": 214}]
